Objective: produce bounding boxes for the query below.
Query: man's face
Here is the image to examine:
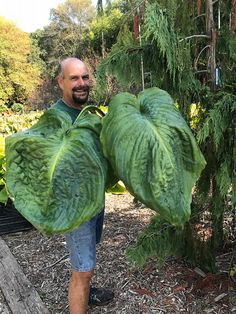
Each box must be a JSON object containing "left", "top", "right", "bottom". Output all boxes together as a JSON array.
[{"left": 58, "top": 60, "right": 90, "bottom": 108}]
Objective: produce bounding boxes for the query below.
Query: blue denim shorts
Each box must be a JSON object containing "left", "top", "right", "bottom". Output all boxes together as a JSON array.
[{"left": 65, "top": 210, "right": 104, "bottom": 272}]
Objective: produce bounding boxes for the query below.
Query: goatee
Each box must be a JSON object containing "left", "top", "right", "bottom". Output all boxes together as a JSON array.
[{"left": 72, "top": 87, "right": 89, "bottom": 104}]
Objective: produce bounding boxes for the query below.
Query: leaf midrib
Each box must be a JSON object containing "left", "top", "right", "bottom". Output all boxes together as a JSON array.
[{"left": 48, "top": 137, "right": 67, "bottom": 183}]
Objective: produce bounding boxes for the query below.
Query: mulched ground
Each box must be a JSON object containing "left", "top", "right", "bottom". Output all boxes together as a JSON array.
[{"left": 1, "top": 193, "right": 236, "bottom": 313}]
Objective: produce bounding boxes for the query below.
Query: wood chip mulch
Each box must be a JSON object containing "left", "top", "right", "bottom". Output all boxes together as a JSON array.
[{"left": 1, "top": 193, "right": 236, "bottom": 313}]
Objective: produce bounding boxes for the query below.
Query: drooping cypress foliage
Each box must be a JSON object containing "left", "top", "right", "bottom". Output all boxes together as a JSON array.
[
  {"left": 95, "top": 0, "right": 236, "bottom": 272},
  {"left": 197, "top": 92, "right": 236, "bottom": 248},
  {"left": 94, "top": 1, "right": 203, "bottom": 106}
]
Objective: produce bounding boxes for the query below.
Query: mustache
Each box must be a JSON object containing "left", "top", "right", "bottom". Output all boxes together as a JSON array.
[{"left": 72, "top": 86, "right": 89, "bottom": 92}]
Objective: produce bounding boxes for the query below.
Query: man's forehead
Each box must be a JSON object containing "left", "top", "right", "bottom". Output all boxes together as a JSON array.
[{"left": 64, "top": 65, "right": 89, "bottom": 78}]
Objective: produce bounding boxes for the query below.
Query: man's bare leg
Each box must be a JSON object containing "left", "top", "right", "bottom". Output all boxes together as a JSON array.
[{"left": 68, "top": 270, "right": 93, "bottom": 314}]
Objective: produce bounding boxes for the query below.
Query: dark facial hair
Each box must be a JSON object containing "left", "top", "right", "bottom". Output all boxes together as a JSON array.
[{"left": 72, "top": 86, "right": 89, "bottom": 104}]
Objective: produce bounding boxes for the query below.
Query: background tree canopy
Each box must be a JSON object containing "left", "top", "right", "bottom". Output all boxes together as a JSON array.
[{"left": 0, "top": 17, "right": 41, "bottom": 107}]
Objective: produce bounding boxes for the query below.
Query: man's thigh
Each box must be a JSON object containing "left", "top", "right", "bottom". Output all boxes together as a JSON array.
[{"left": 65, "top": 210, "right": 104, "bottom": 271}]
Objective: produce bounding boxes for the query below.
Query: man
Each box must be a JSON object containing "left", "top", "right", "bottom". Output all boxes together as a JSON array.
[{"left": 53, "top": 57, "right": 114, "bottom": 314}]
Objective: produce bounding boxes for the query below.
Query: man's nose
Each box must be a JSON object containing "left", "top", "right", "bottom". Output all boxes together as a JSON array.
[{"left": 77, "top": 77, "right": 85, "bottom": 85}]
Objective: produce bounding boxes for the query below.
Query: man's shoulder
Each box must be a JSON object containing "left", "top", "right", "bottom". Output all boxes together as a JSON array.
[
  {"left": 50, "top": 99, "right": 65, "bottom": 110},
  {"left": 50, "top": 99, "right": 81, "bottom": 123}
]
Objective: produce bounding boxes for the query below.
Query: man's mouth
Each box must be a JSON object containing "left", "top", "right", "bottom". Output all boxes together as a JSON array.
[{"left": 73, "top": 90, "right": 87, "bottom": 97}]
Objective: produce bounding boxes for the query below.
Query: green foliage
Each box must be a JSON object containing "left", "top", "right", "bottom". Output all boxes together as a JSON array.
[
  {"left": 106, "top": 181, "right": 127, "bottom": 194},
  {"left": 197, "top": 92, "right": 236, "bottom": 208},
  {"left": 100, "top": 87, "right": 206, "bottom": 226},
  {"left": 4, "top": 87, "right": 205, "bottom": 235},
  {"left": 0, "top": 104, "right": 8, "bottom": 113},
  {"left": 93, "top": 25, "right": 144, "bottom": 101},
  {"left": 229, "top": 35, "right": 236, "bottom": 62},
  {"left": 28, "top": 31, "right": 47, "bottom": 73},
  {"left": 94, "top": 0, "right": 235, "bottom": 271},
  {"left": 143, "top": 2, "right": 178, "bottom": 79},
  {"left": 58, "top": 0, "right": 95, "bottom": 29},
  {"left": 189, "top": 102, "right": 206, "bottom": 131},
  {"left": 5, "top": 108, "right": 110, "bottom": 234},
  {"left": 127, "top": 215, "right": 184, "bottom": 267},
  {"left": 216, "top": 3, "right": 236, "bottom": 93},
  {"left": 11, "top": 103, "right": 24, "bottom": 113},
  {"left": 0, "top": 136, "right": 8, "bottom": 204},
  {"left": 0, "top": 112, "right": 42, "bottom": 136},
  {"left": 0, "top": 17, "right": 41, "bottom": 107},
  {"left": 127, "top": 213, "right": 216, "bottom": 273},
  {"left": 94, "top": 1, "right": 202, "bottom": 103},
  {"left": 142, "top": 2, "right": 202, "bottom": 102},
  {"left": 0, "top": 112, "right": 42, "bottom": 204},
  {"left": 89, "top": 7, "right": 124, "bottom": 53},
  {"left": 129, "top": 89, "right": 235, "bottom": 271}
]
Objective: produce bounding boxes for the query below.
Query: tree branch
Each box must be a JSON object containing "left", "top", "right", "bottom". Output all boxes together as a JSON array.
[
  {"left": 194, "top": 45, "right": 211, "bottom": 70},
  {"left": 179, "top": 34, "right": 210, "bottom": 42},
  {"left": 194, "top": 14, "right": 205, "bottom": 20},
  {"left": 194, "top": 70, "right": 209, "bottom": 75}
]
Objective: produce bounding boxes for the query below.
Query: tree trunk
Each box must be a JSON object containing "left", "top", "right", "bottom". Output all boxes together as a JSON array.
[
  {"left": 211, "top": 177, "right": 224, "bottom": 250},
  {"left": 205, "top": 0, "right": 216, "bottom": 91},
  {"left": 197, "top": 0, "right": 201, "bottom": 16}
]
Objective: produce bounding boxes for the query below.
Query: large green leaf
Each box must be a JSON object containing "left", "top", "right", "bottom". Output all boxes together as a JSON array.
[
  {"left": 0, "top": 186, "right": 8, "bottom": 204},
  {"left": 0, "top": 136, "right": 8, "bottom": 205},
  {"left": 100, "top": 87, "right": 206, "bottom": 227},
  {"left": 5, "top": 108, "right": 108, "bottom": 234}
]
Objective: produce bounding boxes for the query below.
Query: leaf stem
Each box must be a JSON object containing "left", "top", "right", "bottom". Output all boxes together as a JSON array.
[{"left": 77, "top": 105, "right": 105, "bottom": 121}]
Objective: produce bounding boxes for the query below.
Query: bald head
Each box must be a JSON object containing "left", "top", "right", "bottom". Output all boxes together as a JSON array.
[
  {"left": 57, "top": 57, "right": 90, "bottom": 109},
  {"left": 58, "top": 58, "right": 88, "bottom": 78}
]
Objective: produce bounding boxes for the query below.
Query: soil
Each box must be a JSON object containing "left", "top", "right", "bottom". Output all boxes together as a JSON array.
[{"left": 1, "top": 193, "right": 236, "bottom": 314}]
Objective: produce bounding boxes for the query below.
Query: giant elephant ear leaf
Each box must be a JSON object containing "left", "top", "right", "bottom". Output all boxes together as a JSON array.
[
  {"left": 100, "top": 87, "right": 206, "bottom": 227},
  {"left": 5, "top": 108, "right": 108, "bottom": 235}
]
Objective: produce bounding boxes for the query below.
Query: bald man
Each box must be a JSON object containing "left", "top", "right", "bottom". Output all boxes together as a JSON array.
[{"left": 52, "top": 57, "right": 114, "bottom": 314}]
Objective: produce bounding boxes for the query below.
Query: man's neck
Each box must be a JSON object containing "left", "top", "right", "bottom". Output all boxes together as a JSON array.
[{"left": 62, "top": 98, "right": 84, "bottom": 110}]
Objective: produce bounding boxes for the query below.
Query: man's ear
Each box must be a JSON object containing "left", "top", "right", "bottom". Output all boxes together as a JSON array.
[{"left": 57, "top": 75, "right": 64, "bottom": 90}]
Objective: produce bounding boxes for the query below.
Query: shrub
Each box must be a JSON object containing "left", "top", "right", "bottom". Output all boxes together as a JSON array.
[
  {"left": 11, "top": 103, "right": 24, "bottom": 113},
  {"left": 0, "top": 103, "right": 8, "bottom": 113}
]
